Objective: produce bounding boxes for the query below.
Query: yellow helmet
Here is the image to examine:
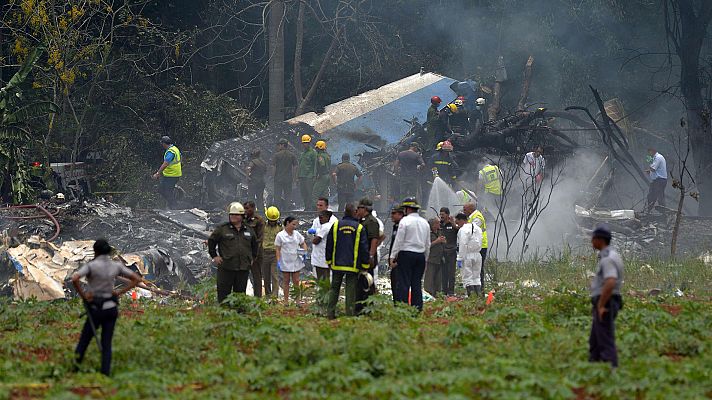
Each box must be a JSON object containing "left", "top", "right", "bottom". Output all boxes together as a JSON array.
[
  {"left": 301, "top": 134, "right": 312, "bottom": 143},
  {"left": 447, "top": 103, "right": 458, "bottom": 113},
  {"left": 227, "top": 202, "right": 245, "bottom": 215},
  {"left": 436, "top": 141, "right": 444, "bottom": 151},
  {"left": 315, "top": 140, "right": 326, "bottom": 150},
  {"left": 265, "top": 206, "right": 280, "bottom": 221}
]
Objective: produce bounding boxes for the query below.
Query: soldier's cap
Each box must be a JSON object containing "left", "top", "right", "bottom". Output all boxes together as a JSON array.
[
  {"left": 409, "top": 141, "right": 421, "bottom": 150},
  {"left": 278, "top": 138, "right": 288, "bottom": 145},
  {"left": 391, "top": 206, "right": 405, "bottom": 214},
  {"left": 357, "top": 198, "right": 373, "bottom": 210},
  {"left": 592, "top": 223, "right": 612, "bottom": 240}
]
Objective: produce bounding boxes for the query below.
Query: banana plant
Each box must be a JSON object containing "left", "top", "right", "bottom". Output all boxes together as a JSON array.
[{"left": 0, "top": 47, "right": 60, "bottom": 204}]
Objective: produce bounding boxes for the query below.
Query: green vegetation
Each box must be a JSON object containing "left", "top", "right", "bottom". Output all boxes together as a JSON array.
[{"left": 1, "top": 259, "right": 710, "bottom": 399}]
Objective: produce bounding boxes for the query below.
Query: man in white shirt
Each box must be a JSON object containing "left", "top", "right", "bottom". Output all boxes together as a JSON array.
[
  {"left": 644, "top": 147, "right": 667, "bottom": 212},
  {"left": 389, "top": 197, "right": 431, "bottom": 311},
  {"left": 311, "top": 210, "right": 335, "bottom": 283},
  {"left": 455, "top": 213, "right": 483, "bottom": 297},
  {"left": 523, "top": 145, "right": 546, "bottom": 185},
  {"left": 309, "top": 197, "right": 338, "bottom": 233}
]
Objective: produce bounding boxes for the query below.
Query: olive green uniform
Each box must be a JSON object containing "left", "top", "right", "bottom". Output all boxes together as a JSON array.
[
  {"left": 245, "top": 214, "right": 265, "bottom": 297},
  {"left": 262, "top": 222, "right": 281, "bottom": 297},
  {"left": 424, "top": 230, "right": 445, "bottom": 296},
  {"left": 273, "top": 149, "right": 297, "bottom": 210},
  {"left": 208, "top": 222, "right": 258, "bottom": 302},
  {"left": 247, "top": 158, "right": 267, "bottom": 206},
  {"left": 357, "top": 213, "right": 381, "bottom": 314},
  {"left": 334, "top": 162, "right": 362, "bottom": 211},
  {"left": 298, "top": 147, "right": 317, "bottom": 210},
  {"left": 312, "top": 149, "right": 332, "bottom": 199}
]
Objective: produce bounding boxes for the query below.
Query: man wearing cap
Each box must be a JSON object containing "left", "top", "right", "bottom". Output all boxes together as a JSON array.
[
  {"left": 589, "top": 224, "right": 624, "bottom": 368},
  {"left": 152, "top": 136, "right": 181, "bottom": 209},
  {"left": 208, "top": 202, "right": 259, "bottom": 302},
  {"left": 298, "top": 135, "right": 317, "bottom": 211},
  {"left": 356, "top": 198, "right": 383, "bottom": 311},
  {"left": 389, "top": 197, "right": 430, "bottom": 311},
  {"left": 332, "top": 153, "right": 363, "bottom": 211},
  {"left": 273, "top": 139, "right": 298, "bottom": 211},
  {"left": 247, "top": 150, "right": 267, "bottom": 207},
  {"left": 312, "top": 140, "right": 332, "bottom": 200}
]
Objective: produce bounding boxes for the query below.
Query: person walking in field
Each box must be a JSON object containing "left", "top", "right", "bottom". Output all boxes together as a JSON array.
[{"left": 589, "top": 224, "right": 624, "bottom": 369}]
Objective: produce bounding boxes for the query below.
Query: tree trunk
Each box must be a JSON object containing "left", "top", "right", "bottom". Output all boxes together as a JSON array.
[
  {"left": 293, "top": 0, "right": 305, "bottom": 106},
  {"left": 671, "top": 187, "right": 685, "bottom": 256},
  {"left": 294, "top": 32, "right": 340, "bottom": 116},
  {"left": 268, "top": 0, "right": 285, "bottom": 124},
  {"left": 517, "top": 56, "right": 534, "bottom": 112}
]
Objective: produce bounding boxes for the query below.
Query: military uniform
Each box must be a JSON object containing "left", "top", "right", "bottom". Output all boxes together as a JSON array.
[
  {"left": 298, "top": 147, "right": 317, "bottom": 210},
  {"left": 247, "top": 157, "right": 267, "bottom": 206},
  {"left": 325, "top": 216, "right": 370, "bottom": 318},
  {"left": 396, "top": 149, "right": 425, "bottom": 199},
  {"left": 441, "top": 220, "right": 458, "bottom": 296},
  {"left": 334, "top": 161, "right": 362, "bottom": 211},
  {"left": 357, "top": 212, "right": 381, "bottom": 313},
  {"left": 262, "top": 221, "right": 281, "bottom": 297},
  {"left": 426, "top": 104, "right": 447, "bottom": 151},
  {"left": 424, "top": 230, "right": 445, "bottom": 295},
  {"left": 208, "top": 222, "right": 258, "bottom": 302},
  {"left": 312, "top": 149, "right": 332, "bottom": 199},
  {"left": 273, "top": 148, "right": 298, "bottom": 210},
  {"left": 245, "top": 214, "right": 265, "bottom": 297}
]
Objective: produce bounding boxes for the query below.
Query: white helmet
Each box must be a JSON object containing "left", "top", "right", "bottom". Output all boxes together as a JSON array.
[
  {"left": 55, "top": 193, "right": 65, "bottom": 200},
  {"left": 476, "top": 97, "right": 486, "bottom": 106},
  {"left": 360, "top": 271, "right": 374, "bottom": 292},
  {"left": 228, "top": 202, "right": 245, "bottom": 215}
]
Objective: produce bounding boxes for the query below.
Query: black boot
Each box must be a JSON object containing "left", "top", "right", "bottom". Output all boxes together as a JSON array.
[
  {"left": 466, "top": 285, "right": 474, "bottom": 297},
  {"left": 473, "top": 285, "right": 482, "bottom": 297}
]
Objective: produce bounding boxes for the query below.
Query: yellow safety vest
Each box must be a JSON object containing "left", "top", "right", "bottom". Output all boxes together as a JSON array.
[
  {"left": 330, "top": 221, "right": 369, "bottom": 273},
  {"left": 480, "top": 165, "right": 501, "bottom": 195},
  {"left": 468, "top": 210, "right": 488, "bottom": 248},
  {"left": 162, "top": 146, "right": 182, "bottom": 177}
]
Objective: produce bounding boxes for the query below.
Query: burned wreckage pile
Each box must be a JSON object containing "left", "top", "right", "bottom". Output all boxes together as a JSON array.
[{"left": 0, "top": 199, "right": 217, "bottom": 300}]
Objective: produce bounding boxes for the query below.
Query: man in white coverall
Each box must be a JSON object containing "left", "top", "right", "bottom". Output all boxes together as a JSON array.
[{"left": 455, "top": 213, "right": 483, "bottom": 297}]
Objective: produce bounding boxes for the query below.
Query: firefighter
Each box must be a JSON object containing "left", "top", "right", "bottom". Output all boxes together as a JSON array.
[
  {"left": 464, "top": 201, "right": 488, "bottom": 295},
  {"left": 426, "top": 96, "right": 448, "bottom": 151},
  {"left": 244, "top": 201, "right": 265, "bottom": 297},
  {"left": 298, "top": 134, "right": 317, "bottom": 211},
  {"left": 262, "top": 206, "right": 282, "bottom": 297},
  {"left": 208, "top": 202, "right": 259, "bottom": 302},
  {"left": 312, "top": 140, "right": 332, "bottom": 199},
  {"left": 246, "top": 150, "right": 267, "bottom": 207},
  {"left": 470, "top": 97, "right": 486, "bottom": 129},
  {"left": 431, "top": 140, "right": 459, "bottom": 185},
  {"left": 332, "top": 153, "right": 363, "bottom": 211},
  {"left": 448, "top": 99, "right": 470, "bottom": 135},
  {"left": 152, "top": 136, "right": 181, "bottom": 209},
  {"left": 325, "top": 203, "right": 370, "bottom": 319},
  {"left": 273, "top": 138, "right": 298, "bottom": 211}
]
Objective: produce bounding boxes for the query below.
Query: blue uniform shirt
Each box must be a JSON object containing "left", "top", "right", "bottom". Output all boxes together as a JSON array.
[{"left": 649, "top": 152, "right": 667, "bottom": 181}]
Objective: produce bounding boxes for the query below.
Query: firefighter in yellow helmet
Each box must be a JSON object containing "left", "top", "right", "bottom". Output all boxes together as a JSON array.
[
  {"left": 208, "top": 202, "right": 258, "bottom": 302},
  {"left": 262, "top": 206, "right": 282, "bottom": 297},
  {"left": 312, "top": 140, "right": 331, "bottom": 199},
  {"left": 298, "top": 134, "right": 317, "bottom": 210},
  {"left": 430, "top": 140, "right": 459, "bottom": 185}
]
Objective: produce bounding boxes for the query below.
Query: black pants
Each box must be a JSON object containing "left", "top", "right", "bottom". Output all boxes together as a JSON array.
[
  {"left": 328, "top": 270, "right": 358, "bottom": 318},
  {"left": 249, "top": 251, "right": 263, "bottom": 298},
  {"left": 390, "top": 268, "right": 398, "bottom": 303},
  {"left": 158, "top": 176, "right": 179, "bottom": 209},
  {"left": 315, "top": 267, "right": 331, "bottom": 284},
  {"left": 647, "top": 178, "right": 667, "bottom": 208},
  {"left": 589, "top": 296, "right": 621, "bottom": 367},
  {"left": 337, "top": 191, "right": 355, "bottom": 211},
  {"left": 393, "top": 251, "right": 426, "bottom": 311},
  {"left": 247, "top": 181, "right": 265, "bottom": 207},
  {"left": 442, "top": 251, "right": 457, "bottom": 296},
  {"left": 480, "top": 248, "right": 488, "bottom": 293},
  {"left": 75, "top": 304, "right": 118, "bottom": 376},
  {"left": 273, "top": 179, "right": 292, "bottom": 211},
  {"left": 217, "top": 269, "right": 250, "bottom": 303}
]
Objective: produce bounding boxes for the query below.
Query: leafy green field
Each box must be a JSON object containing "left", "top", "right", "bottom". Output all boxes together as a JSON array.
[{"left": 1, "top": 258, "right": 710, "bottom": 399}]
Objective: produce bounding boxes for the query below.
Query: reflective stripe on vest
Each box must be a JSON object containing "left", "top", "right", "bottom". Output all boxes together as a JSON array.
[
  {"left": 468, "top": 210, "right": 488, "bottom": 248},
  {"left": 163, "top": 146, "right": 182, "bottom": 177},
  {"left": 330, "top": 221, "right": 365, "bottom": 272},
  {"left": 434, "top": 160, "right": 451, "bottom": 165},
  {"left": 480, "top": 165, "right": 501, "bottom": 195}
]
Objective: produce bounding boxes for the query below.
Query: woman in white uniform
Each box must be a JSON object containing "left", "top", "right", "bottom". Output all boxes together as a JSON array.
[{"left": 275, "top": 216, "right": 308, "bottom": 305}]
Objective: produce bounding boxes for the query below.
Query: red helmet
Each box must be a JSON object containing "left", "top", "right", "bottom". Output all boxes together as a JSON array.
[
  {"left": 431, "top": 96, "right": 442, "bottom": 105},
  {"left": 457, "top": 96, "right": 465, "bottom": 101}
]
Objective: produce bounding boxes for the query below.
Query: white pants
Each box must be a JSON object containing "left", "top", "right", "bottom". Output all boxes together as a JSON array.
[{"left": 461, "top": 255, "right": 482, "bottom": 287}]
